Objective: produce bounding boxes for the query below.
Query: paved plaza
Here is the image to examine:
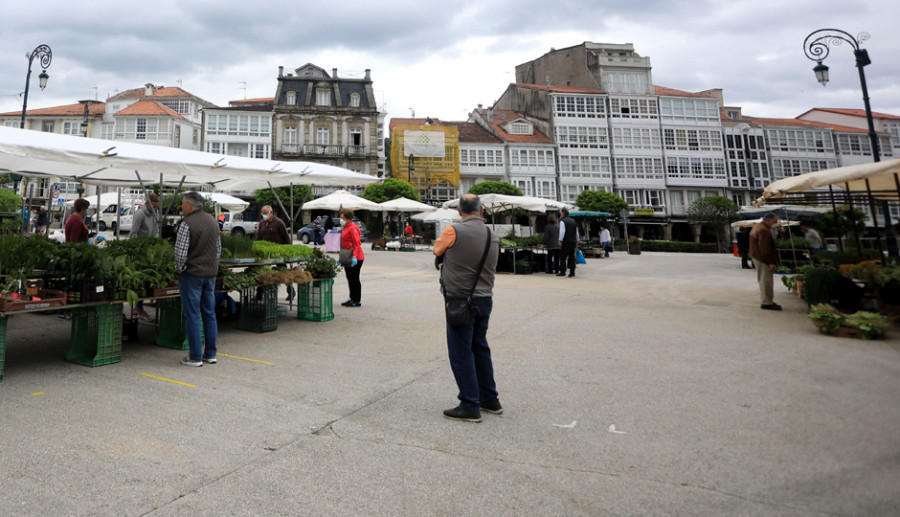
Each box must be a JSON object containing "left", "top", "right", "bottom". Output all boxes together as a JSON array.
[{"left": 1, "top": 250, "right": 898, "bottom": 516}]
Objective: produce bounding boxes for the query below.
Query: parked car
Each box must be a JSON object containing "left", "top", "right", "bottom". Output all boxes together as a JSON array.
[
  {"left": 220, "top": 211, "right": 258, "bottom": 236},
  {"left": 97, "top": 205, "right": 134, "bottom": 233},
  {"left": 296, "top": 217, "right": 367, "bottom": 244}
]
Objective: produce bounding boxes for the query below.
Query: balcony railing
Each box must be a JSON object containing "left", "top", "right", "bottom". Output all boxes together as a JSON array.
[{"left": 279, "top": 144, "right": 369, "bottom": 157}]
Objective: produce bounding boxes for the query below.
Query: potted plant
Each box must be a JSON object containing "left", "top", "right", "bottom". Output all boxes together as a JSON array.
[
  {"left": 303, "top": 248, "right": 341, "bottom": 280},
  {"left": 808, "top": 303, "right": 891, "bottom": 339},
  {"left": 514, "top": 258, "right": 533, "bottom": 275},
  {"left": 627, "top": 236, "right": 641, "bottom": 255}
]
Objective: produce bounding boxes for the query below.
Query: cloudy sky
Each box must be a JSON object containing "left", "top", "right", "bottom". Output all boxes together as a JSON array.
[{"left": 1, "top": 0, "right": 898, "bottom": 124}]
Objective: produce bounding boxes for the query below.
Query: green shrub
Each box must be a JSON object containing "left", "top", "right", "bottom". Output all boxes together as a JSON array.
[
  {"left": 817, "top": 248, "right": 881, "bottom": 266},
  {"left": 637, "top": 240, "right": 717, "bottom": 253}
]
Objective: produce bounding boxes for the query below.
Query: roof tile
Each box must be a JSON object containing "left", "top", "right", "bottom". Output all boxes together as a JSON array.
[
  {"left": 0, "top": 102, "right": 105, "bottom": 117},
  {"left": 115, "top": 100, "right": 187, "bottom": 120}
]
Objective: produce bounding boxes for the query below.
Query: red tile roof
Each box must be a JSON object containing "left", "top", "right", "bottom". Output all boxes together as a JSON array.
[
  {"left": 653, "top": 86, "right": 714, "bottom": 98},
  {"left": 798, "top": 107, "right": 900, "bottom": 121},
  {"left": 0, "top": 102, "right": 105, "bottom": 117},
  {"left": 151, "top": 87, "right": 192, "bottom": 98},
  {"left": 474, "top": 109, "right": 554, "bottom": 144},
  {"left": 389, "top": 118, "right": 448, "bottom": 130},
  {"left": 107, "top": 85, "right": 206, "bottom": 102},
  {"left": 743, "top": 116, "right": 874, "bottom": 133},
  {"left": 516, "top": 83, "right": 604, "bottom": 94},
  {"left": 115, "top": 100, "right": 187, "bottom": 120},
  {"left": 446, "top": 122, "right": 503, "bottom": 144}
]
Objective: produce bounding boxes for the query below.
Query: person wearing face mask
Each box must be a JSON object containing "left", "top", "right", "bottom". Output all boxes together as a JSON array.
[
  {"left": 339, "top": 208, "right": 365, "bottom": 307},
  {"left": 258, "top": 205, "right": 293, "bottom": 300}
]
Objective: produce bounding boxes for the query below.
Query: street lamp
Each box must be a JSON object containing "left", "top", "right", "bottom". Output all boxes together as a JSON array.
[
  {"left": 20, "top": 44, "right": 53, "bottom": 129},
  {"left": 803, "top": 28, "right": 894, "bottom": 255}
]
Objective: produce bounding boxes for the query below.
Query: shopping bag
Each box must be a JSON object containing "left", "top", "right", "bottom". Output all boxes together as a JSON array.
[{"left": 575, "top": 249, "right": 586, "bottom": 264}]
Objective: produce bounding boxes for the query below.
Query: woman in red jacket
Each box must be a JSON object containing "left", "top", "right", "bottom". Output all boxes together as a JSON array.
[{"left": 339, "top": 208, "right": 365, "bottom": 307}]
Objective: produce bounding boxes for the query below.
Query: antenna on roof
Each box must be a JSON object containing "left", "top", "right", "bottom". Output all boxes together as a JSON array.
[
  {"left": 409, "top": 108, "right": 415, "bottom": 117},
  {"left": 176, "top": 78, "right": 182, "bottom": 88},
  {"left": 239, "top": 81, "right": 247, "bottom": 100}
]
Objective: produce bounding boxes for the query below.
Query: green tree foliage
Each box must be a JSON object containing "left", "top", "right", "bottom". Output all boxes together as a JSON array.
[
  {"left": 361, "top": 178, "right": 420, "bottom": 203},
  {"left": 254, "top": 185, "right": 312, "bottom": 224},
  {"left": 0, "top": 188, "right": 22, "bottom": 233},
  {"left": 816, "top": 207, "right": 868, "bottom": 238},
  {"left": 575, "top": 190, "right": 628, "bottom": 214},
  {"left": 468, "top": 180, "right": 522, "bottom": 196},
  {"left": 686, "top": 196, "right": 739, "bottom": 252}
]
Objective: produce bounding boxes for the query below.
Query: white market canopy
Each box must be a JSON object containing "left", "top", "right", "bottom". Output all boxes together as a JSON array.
[
  {"left": 201, "top": 192, "right": 250, "bottom": 213},
  {"left": 731, "top": 218, "right": 800, "bottom": 228},
  {"left": 739, "top": 204, "right": 831, "bottom": 218},
  {"left": 378, "top": 197, "right": 437, "bottom": 213},
  {"left": 442, "top": 193, "right": 573, "bottom": 214},
  {"left": 760, "top": 158, "right": 900, "bottom": 202},
  {"left": 63, "top": 191, "right": 129, "bottom": 209},
  {"left": 301, "top": 189, "right": 383, "bottom": 211},
  {"left": 410, "top": 208, "right": 462, "bottom": 223},
  {"left": 0, "top": 126, "right": 378, "bottom": 190}
]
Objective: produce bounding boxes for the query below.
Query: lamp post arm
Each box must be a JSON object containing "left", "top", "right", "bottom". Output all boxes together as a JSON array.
[{"left": 19, "top": 44, "right": 52, "bottom": 129}]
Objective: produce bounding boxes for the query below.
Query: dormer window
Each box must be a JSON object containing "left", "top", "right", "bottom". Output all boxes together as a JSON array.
[
  {"left": 317, "top": 90, "right": 330, "bottom": 106},
  {"left": 285, "top": 91, "right": 297, "bottom": 105},
  {"left": 509, "top": 122, "right": 533, "bottom": 135},
  {"left": 350, "top": 93, "right": 361, "bottom": 108}
]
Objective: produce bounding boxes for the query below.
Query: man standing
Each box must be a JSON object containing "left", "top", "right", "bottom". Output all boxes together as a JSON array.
[
  {"left": 35, "top": 207, "right": 48, "bottom": 235},
  {"left": 736, "top": 227, "right": 753, "bottom": 269},
  {"left": 434, "top": 194, "right": 501, "bottom": 423},
  {"left": 557, "top": 207, "right": 578, "bottom": 277},
  {"left": 131, "top": 192, "right": 161, "bottom": 321},
  {"left": 258, "top": 204, "right": 294, "bottom": 301},
  {"left": 175, "top": 191, "right": 221, "bottom": 366},
  {"left": 131, "top": 192, "right": 160, "bottom": 238},
  {"left": 802, "top": 223, "right": 824, "bottom": 253},
  {"left": 749, "top": 212, "right": 781, "bottom": 311},
  {"left": 65, "top": 198, "right": 91, "bottom": 243}
]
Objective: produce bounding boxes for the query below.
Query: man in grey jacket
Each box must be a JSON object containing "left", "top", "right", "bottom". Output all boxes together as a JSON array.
[
  {"left": 130, "top": 191, "right": 160, "bottom": 238},
  {"left": 433, "top": 194, "right": 501, "bottom": 422}
]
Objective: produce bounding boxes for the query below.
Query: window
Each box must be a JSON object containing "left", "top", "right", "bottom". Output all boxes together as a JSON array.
[
  {"left": 284, "top": 126, "right": 297, "bottom": 145},
  {"left": 101, "top": 124, "right": 114, "bottom": 140},
  {"left": 612, "top": 127, "right": 661, "bottom": 150},
  {"left": 556, "top": 126, "right": 608, "bottom": 149},
  {"left": 42, "top": 122, "right": 55, "bottom": 132},
  {"left": 317, "top": 90, "right": 330, "bottom": 106},
  {"left": 460, "top": 148, "right": 503, "bottom": 168},
  {"left": 669, "top": 191, "right": 684, "bottom": 212},
  {"left": 553, "top": 95, "right": 605, "bottom": 118},
  {"left": 207, "top": 142, "right": 224, "bottom": 154},
  {"left": 663, "top": 129, "right": 722, "bottom": 151},
  {"left": 535, "top": 179, "right": 556, "bottom": 199},
  {"left": 250, "top": 143, "right": 269, "bottom": 159},
  {"left": 349, "top": 93, "right": 360, "bottom": 108},
  {"left": 664, "top": 156, "right": 726, "bottom": 180},
  {"left": 316, "top": 127, "right": 329, "bottom": 145},
  {"left": 732, "top": 194, "right": 745, "bottom": 207},
  {"left": 613, "top": 157, "right": 663, "bottom": 180},
  {"left": 136, "top": 119, "right": 146, "bottom": 139},
  {"left": 63, "top": 122, "right": 81, "bottom": 135},
  {"left": 193, "top": 129, "right": 199, "bottom": 145},
  {"left": 509, "top": 122, "right": 532, "bottom": 135},
  {"left": 285, "top": 91, "right": 297, "bottom": 105},
  {"left": 350, "top": 129, "right": 362, "bottom": 146},
  {"left": 512, "top": 179, "right": 532, "bottom": 196},
  {"left": 659, "top": 98, "right": 720, "bottom": 123},
  {"left": 609, "top": 97, "right": 658, "bottom": 120},
  {"left": 559, "top": 155, "right": 611, "bottom": 179}
]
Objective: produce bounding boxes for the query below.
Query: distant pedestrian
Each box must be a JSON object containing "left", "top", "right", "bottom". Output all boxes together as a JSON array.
[
  {"left": 557, "top": 207, "right": 579, "bottom": 277},
  {"left": 176, "top": 191, "right": 221, "bottom": 367},
  {"left": 599, "top": 224, "right": 612, "bottom": 258},
  {"left": 750, "top": 212, "right": 781, "bottom": 311},
  {"left": 801, "top": 224, "right": 824, "bottom": 253},
  {"left": 323, "top": 214, "right": 335, "bottom": 232},
  {"left": 34, "top": 207, "right": 48, "bottom": 235},
  {"left": 736, "top": 227, "right": 753, "bottom": 269},
  {"left": 433, "top": 193, "right": 501, "bottom": 423},
  {"left": 543, "top": 214, "right": 560, "bottom": 274}
]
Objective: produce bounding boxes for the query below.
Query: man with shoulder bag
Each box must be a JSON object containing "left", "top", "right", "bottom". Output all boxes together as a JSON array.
[{"left": 434, "top": 194, "right": 501, "bottom": 423}]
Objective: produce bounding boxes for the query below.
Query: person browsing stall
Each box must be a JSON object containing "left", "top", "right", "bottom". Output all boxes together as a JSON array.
[{"left": 339, "top": 209, "right": 365, "bottom": 307}]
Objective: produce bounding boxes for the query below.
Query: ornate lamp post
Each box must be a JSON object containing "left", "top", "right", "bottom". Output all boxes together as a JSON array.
[
  {"left": 20, "top": 44, "right": 52, "bottom": 129},
  {"left": 803, "top": 29, "right": 896, "bottom": 256}
]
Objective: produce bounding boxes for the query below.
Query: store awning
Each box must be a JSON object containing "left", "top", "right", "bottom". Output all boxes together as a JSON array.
[{"left": 760, "top": 158, "right": 900, "bottom": 202}]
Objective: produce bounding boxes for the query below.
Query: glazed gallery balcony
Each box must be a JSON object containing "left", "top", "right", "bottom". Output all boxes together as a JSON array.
[{"left": 279, "top": 144, "right": 369, "bottom": 157}]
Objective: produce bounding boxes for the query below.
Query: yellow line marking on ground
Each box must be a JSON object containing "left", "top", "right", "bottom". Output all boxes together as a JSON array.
[
  {"left": 219, "top": 353, "right": 273, "bottom": 365},
  {"left": 31, "top": 392, "right": 44, "bottom": 396},
  {"left": 140, "top": 373, "right": 197, "bottom": 388}
]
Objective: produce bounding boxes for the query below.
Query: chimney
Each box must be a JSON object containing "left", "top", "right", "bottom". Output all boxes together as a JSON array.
[
  {"left": 144, "top": 83, "right": 154, "bottom": 96},
  {"left": 332, "top": 68, "right": 338, "bottom": 78},
  {"left": 365, "top": 69, "right": 371, "bottom": 80},
  {"left": 487, "top": 108, "right": 494, "bottom": 122},
  {"left": 278, "top": 66, "right": 284, "bottom": 78}
]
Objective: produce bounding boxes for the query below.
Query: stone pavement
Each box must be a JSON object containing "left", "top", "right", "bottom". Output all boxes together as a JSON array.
[{"left": 0, "top": 250, "right": 898, "bottom": 516}]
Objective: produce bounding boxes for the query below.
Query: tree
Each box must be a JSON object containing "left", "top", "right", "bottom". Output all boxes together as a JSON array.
[
  {"left": 468, "top": 180, "right": 522, "bottom": 196},
  {"left": 254, "top": 185, "right": 311, "bottom": 225},
  {"left": 361, "top": 178, "right": 419, "bottom": 203},
  {"left": 816, "top": 207, "right": 868, "bottom": 240},
  {"left": 575, "top": 190, "right": 628, "bottom": 214},
  {"left": 0, "top": 188, "right": 22, "bottom": 233},
  {"left": 686, "top": 196, "right": 739, "bottom": 252}
]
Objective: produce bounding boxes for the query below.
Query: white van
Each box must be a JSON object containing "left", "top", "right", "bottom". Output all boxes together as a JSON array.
[{"left": 97, "top": 204, "right": 135, "bottom": 233}]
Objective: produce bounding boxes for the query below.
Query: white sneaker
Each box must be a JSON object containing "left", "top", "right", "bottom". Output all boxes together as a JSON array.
[{"left": 180, "top": 356, "right": 203, "bottom": 367}]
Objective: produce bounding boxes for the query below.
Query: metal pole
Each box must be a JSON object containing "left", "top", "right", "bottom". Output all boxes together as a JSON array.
[
  {"left": 845, "top": 183, "right": 863, "bottom": 252},
  {"left": 827, "top": 185, "right": 844, "bottom": 252}
]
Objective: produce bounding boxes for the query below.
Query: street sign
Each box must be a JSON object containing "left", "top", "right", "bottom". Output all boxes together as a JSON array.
[
  {"left": 51, "top": 190, "right": 60, "bottom": 199},
  {"left": 619, "top": 208, "right": 629, "bottom": 220},
  {"left": 634, "top": 208, "right": 654, "bottom": 216}
]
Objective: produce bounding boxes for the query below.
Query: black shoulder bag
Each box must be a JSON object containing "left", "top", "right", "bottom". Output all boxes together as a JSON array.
[{"left": 443, "top": 228, "right": 492, "bottom": 327}]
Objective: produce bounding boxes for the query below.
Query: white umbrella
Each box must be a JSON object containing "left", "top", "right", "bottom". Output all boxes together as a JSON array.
[
  {"left": 301, "top": 189, "right": 383, "bottom": 211},
  {"left": 379, "top": 197, "right": 437, "bottom": 213},
  {"left": 442, "top": 193, "right": 572, "bottom": 214},
  {"left": 731, "top": 218, "right": 799, "bottom": 228},
  {"left": 201, "top": 192, "right": 250, "bottom": 214},
  {"left": 411, "top": 208, "right": 462, "bottom": 222}
]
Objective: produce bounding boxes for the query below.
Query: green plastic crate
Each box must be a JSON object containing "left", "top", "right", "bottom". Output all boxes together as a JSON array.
[
  {"left": 0, "top": 316, "right": 6, "bottom": 381},
  {"left": 239, "top": 285, "right": 278, "bottom": 333},
  {"left": 156, "top": 297, "right": 189, "bottom": 350},
  {"left": 297, "top": 279, "right": 334, "bottom": 322},
  {"left": 66, "top": 304, "right": 123, "bottom": 367}
]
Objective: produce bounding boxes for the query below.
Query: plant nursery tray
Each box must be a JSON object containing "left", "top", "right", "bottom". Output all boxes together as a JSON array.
[
  {"left": 0, "top": 289, "right": 67, "bottom": 312},
  {"left": 151, "top": 286, "right": 180, "bottom": 297},
  {"left": 220, "top": 258, "right": 257, "bottom": 264}
]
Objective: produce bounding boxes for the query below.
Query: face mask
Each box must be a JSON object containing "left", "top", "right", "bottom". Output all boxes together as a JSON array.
[
  {"left": 262, "top": 213, "right": 271, "bottom": 221},
  {"left": 340, "top": 219, "right": 348, "bottom": 228}
]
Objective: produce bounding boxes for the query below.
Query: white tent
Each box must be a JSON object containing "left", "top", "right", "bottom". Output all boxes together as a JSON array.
[
  {"left": 201, "top": 192, "right": 249, "bottom": 213},
  {"left": 731, "top": 218, "right": 799, "bottom": 228},
  {"left": 63, "top": 191, "right": 129, "bottom": 209},
  {"left": 760, "top": 158, "right": 900, "bottom": 202},
  {"left": 301, "top": 189, "right": 383, "bottom": 211},
  {"left": 379, "top": 197, "right": 437, "bottom": 213},
  {"left": 442, "top": 193, "right": 572, "bottom": 213},
  {"left": 0, "top": 126, "right": 378, "bottom": 189},
  {"left": 411, "top": 208, "right": 462, "bottom": 223}
]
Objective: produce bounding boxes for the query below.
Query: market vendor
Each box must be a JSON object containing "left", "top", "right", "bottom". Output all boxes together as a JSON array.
[
  {"left": 65, "top": 198, "right": 90, "bottom": 243},
  {"left": 258, "top": 204, "right": 294, "bottom": 301}
]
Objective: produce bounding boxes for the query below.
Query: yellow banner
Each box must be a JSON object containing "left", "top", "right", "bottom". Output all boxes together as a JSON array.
[{"left": 391, "top": 125, "right": 459, "bottom": 188}]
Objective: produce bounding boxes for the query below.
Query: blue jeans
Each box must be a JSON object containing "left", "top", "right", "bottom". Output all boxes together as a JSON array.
[
  {"left": 446, "top": 297, "right": 498, "bottom": 411},
  {"left": 178, "top": 272, "right": 218, "bottom": 361}
]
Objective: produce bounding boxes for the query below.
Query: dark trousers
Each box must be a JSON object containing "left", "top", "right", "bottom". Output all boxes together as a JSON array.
[
  {"left": 446, "top": 297, "right": 497, "bottom": 411},
  {"left": 561, "top": 241, "right": 577, "bottom": 273},
  {"left": 740, "top": 252, "right": 754, "bottom": 268},
  {"left": 546, "top": 248, "right": 560, "bottom": 273},
  {"left": 344, "top": 259, "right": 364, "bottom": 302}
]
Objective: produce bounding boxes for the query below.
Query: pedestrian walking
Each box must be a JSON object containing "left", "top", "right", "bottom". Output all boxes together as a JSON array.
[
  {"left": 557, "top": 207, "right": 578, "bottom": 277},
  {"left": 736, "top": 227, "right": 753, "bottom": 269},
  {"left": 175, "top": 191, "right": 221, "bottom": 366},
  {"left": 433, "top": 194, "right": 501, "bottom": 423},
  {"left": 339, "top": 209, "right": 365, "bottom": 307},
  {"left": 543, "top": 214, "right": 560, "bottom": 274},
  {"left": 750, "top": 212, "right": 781, "bottom": 311},
  {"left": 599, "top": 224, "right": 612, "bottom": 258}
]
